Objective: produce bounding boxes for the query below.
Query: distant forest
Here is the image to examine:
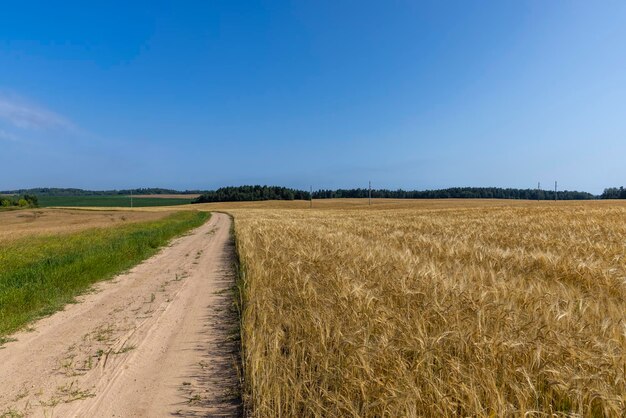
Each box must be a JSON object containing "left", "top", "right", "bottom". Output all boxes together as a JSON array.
[
  {"left": 0, "top": 187, "right": 202, "bottom": 196},
  {"left": 600, "top": 187, "right": 626, "bottom": 199},
  {"left": 7, "top": 185, "right": 626, "bottom": 203},
  {"left": 191, "top": 185, "right": 596, "bottom": 203},
  {"left": 313, "top": 187, "right": 595, "bottom": 200},
  {"left": 192, "top": 186, "right": 309, "bottom": 203}
]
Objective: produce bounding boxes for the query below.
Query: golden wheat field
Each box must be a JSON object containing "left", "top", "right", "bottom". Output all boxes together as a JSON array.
[
  {"left": 0, "top": 208, "right": 172, "bottom": 241},
  {"left": 228, "top": 200, "right": 626, "bottom": 417}
]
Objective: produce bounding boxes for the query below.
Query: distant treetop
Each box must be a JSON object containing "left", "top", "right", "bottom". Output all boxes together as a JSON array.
[
  {"left": 191, "top": 185, "right": 596, "bottom": 203},
  {"left": 0, "top": 194, "right": 38, "bottom": 208},
  {"left": 192, "top": 186, "right": 309, "bottom": 203},
  {"left": 0, "top": 187, "right": 203, "bottom": 196},
  {"left": 1, "top": 185, "right": 604, "bottom": 203},
  {"left": 313, "top": 187, "right": 595, "bottom": 201},
  {"left": 600, "top": 187, "right": 626, "bottom": 199}
]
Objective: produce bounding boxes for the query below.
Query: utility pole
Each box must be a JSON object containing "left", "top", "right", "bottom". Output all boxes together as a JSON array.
[
  {"left": 130, "top": 190, "right": 133, "bottom": 208},
  {"left": 310, "top": 185, "right": 313, "bottom": 209},
  {"left": 554, "top": 181, "right": 557, "bottom": 202},
  {"left": 537, "top": 182, "right": 540, "bottom": 201},
  {"left": 368, "top": 181, "right": 371, "bottom": 206}
]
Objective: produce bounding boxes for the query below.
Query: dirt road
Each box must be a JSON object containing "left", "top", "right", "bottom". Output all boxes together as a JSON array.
[{"left": 0, "top": 213, "right": 241, "bottom": 417}]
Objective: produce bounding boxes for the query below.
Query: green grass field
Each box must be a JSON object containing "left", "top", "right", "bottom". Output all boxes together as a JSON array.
[
  {"left": 0, "top": 211, "right": 209, "bottom": 338},
  {"left": 37, "top": 195, "right": 193, "bottom": 208}
]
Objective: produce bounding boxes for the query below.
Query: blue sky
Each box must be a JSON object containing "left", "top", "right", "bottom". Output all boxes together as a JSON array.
[{"left": 1, "top": 1, "right": 625, "bottom": 193}]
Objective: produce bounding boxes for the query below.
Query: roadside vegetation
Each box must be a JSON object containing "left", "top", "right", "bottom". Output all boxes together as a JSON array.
[
  {"left": 231, "top": 202, "right": 626, "bottom": 417},
  {"left": 0, "top": 211, "right": 209, "bottom": 337}
]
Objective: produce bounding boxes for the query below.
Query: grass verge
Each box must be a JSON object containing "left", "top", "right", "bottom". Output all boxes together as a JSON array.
[{"left": 0, "top": 210, "right": 209, "bottom": 337}]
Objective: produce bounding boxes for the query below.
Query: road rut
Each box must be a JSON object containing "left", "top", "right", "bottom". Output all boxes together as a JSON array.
[{"left": 0, "top": 213, "right": 241, "bottom": 417}]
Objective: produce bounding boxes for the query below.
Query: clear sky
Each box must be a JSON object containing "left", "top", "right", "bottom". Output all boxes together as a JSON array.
[{"left": 1, "top": 1, "right": 625, "bottom": 193}]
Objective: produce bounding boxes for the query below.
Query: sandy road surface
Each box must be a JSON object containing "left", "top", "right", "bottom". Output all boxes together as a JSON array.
[{"left": 0, "top": 213, "right": 241, "bottom": 417}]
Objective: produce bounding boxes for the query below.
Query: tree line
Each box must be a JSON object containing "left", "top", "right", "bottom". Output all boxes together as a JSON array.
[
  {"left": 1, "top": 194, "right": 39, "bottom": 208},
  {"left": 313, "top": 187, "right": 595, "bottom": 200},
  {"left": 0, "top": 187, "right": 203, "bottom": 196},
  {"left": 190, "top": 185, "right": 597, "bottom": 203},
  {"left": 600, "top": 187, "right": 626, "bottom": 199},
  {"left": 8, "top": 185, "right": 626, "bottom": 203},
  {"left": 192, "top": 186, "right": 309, "bottom": 203}
]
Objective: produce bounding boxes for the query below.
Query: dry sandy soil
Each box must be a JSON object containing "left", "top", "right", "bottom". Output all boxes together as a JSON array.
[
  {"left": 0, "top": 213, "right": 241, "bottom": 417},
  {"left": 0, "top": 209, "right": 172, "bottom": 242}
]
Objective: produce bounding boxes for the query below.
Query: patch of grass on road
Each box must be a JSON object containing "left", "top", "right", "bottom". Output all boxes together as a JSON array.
[{"left": 0, "top": 211, "right": 209, "bottom": 336}]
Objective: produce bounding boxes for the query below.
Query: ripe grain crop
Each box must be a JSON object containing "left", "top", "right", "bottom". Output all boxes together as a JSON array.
[
  {"left": 0, "top": 208, "right": 173, "bottom": 242},
  {"left": 231, "top": 202, "right": 626, "bottom": 417}
]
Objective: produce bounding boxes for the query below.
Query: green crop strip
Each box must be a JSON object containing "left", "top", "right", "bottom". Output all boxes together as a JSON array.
[
  {"left": 37, "top": 195, "right": 192, "bottom": 208},
  {"left": 0, "top": 211, "right": 209, "bottom": 337}
]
